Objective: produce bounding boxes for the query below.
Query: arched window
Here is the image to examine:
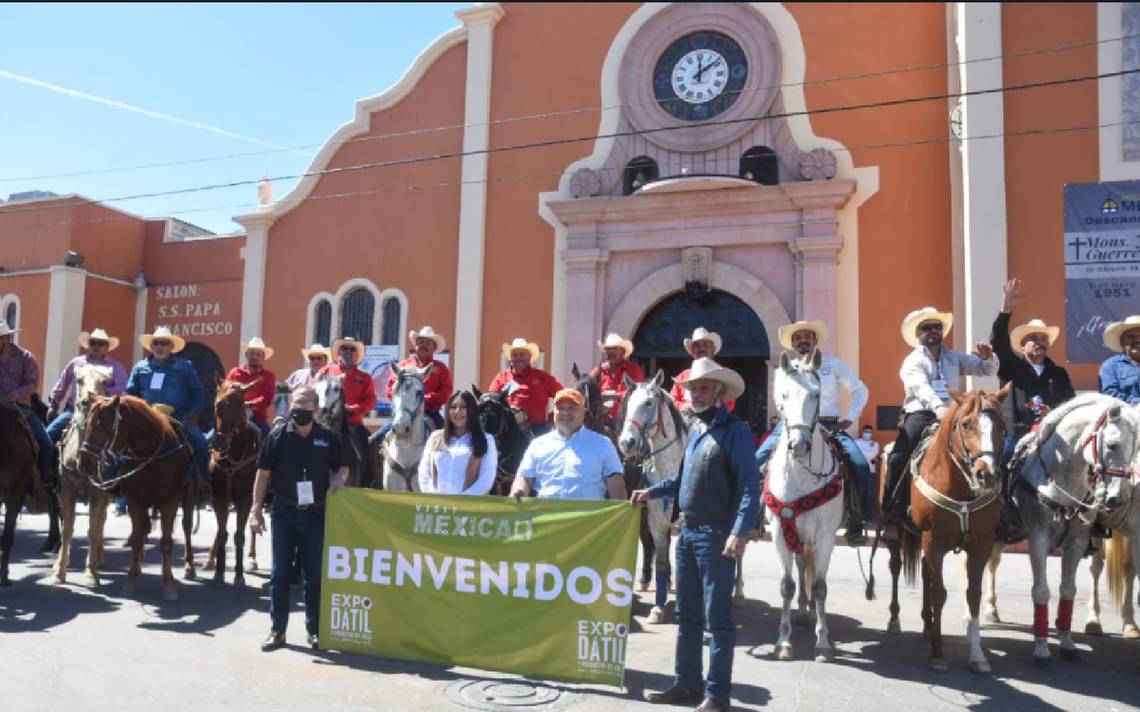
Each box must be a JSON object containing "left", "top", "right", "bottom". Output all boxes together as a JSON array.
[
  {"left": 340, "top": 288, "right": 375, "bottom": 344},
  {"left": 3, "top": 300, "right": 16, "bottom": 343},
  {"left": 381, "top": 297, "right": 401, "bottom": 345},
  {"left": 623, "top": 156, "right": 659, "bottom": 196},
  {"left": 740, "top": 146, "right": 779, "bottom": 186},
  {"left": 313, "top": 299, "right": 332, "bottom": 346}
]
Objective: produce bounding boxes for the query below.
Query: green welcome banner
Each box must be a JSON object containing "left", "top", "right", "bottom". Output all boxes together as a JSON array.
[{"left": 320, "top": 489, "right": 640, "bottom": 686}]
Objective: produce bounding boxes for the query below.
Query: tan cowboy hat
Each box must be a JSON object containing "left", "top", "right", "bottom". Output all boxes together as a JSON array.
[
  {"left": 1103, "top": 315, "right": 1140, "bottom": 351},
  {"left": 152, "top": 403, "right": 175, "bottom": 417},
  {"left": 502, "top": 337, "right": 540, "bottom": 362},
  {"left": 301, "top": 343, "right": 330, "bottom": 360},
  {"left": 597, "top": 332, "right": 634, "bottom": 357},
  {"left": 683, "top": 327, "right": 722, "bottom": 356},
  {"left": 673, "top": 357, "right": 745, "bottom": 402},
  {"left": 79, "top": 328, "right": 120, "bottom": 351},
  {"left": 409, "top": 326, "right": 446, "bottom": 352},
  {"left": 1010, "top": 319, "right": 1060, "bottom": 348},
  {"left": 332, "top": 337, "right": 366, "bottom": 361},
  {"left": 139, "top": 326, "right": 186, "bottom": 353},
  {"left": 0, "top": 320, "right": 20, "bottom": 337},
  {"left": 778, "top": 320, "right": 829, "bottom": 351},
  {"left": 241, "top": 336, "right": 274, "bottom": 360},
  {"left": 900, "top": 307, "right": 953, "bottom": 348}
]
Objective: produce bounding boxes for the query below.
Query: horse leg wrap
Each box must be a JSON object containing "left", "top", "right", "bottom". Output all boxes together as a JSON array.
[
  {"left": 655, "top": 570, "right": 669, "bottom": 609},
  {"left": 1055, "top": 598, "right": 1074, "bottom": 632},
  {"left": 1033, "top": 603, "right": 1049, "bottom": 639}
]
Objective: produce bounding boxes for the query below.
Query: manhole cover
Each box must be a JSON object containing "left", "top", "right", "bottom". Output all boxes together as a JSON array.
[{"left": 441, "top": 679, "right": 581, "bottom": 711}]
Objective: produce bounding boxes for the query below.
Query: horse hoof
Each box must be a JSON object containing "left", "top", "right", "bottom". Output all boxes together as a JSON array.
[
  {"left": 1084, "top": 621, "right": 1104, "bottom": 636},
  {"left": 815, "top": 649, "right": 833, "bottom": 663},
  {"left": 1032, "top": 655, "right": 1050, "bottom": 670},
  {"left": 733, "top": 589, "right": 745, "bottom": 602},
  {"left": 928, "top": 658, "right": 948, "bottom": 673},
  {"left": 1123, "top": 625, "right": 1140, "bottom": 640},
  {"left": 212, "top": 574, "right": 225, "bottom": 587},
  {"left": 84, "top": 574, "right": 99, "bottom": 587},
  {"left": 234, "top": 575, "right": 245, "bottom": 588},
  {"left": 777, "top": 645, "right": 794, "bottom": 661},
  {"left": 637, "top": 580, "right": 649, "bottom": 592},
  {"left": 203, "top": 561, "right": 216, "bottom": 572},
  {"left": 1059, "top": 648, "right": 1080, "bottom": 663},
  {"left": 984, "top": 611, "right": 1001, "bottom": 625},
  {"left": 184, "top": 568, "right": 196, "bottom": 582},
  {"left": 968, "top": 661, "right": 991, "bottom": 674},
  {"left": 647, "top": 607, "right": 667, "bottom": 624},
  {"left": 247, "top": 560, "right": 258, "bottom": 572},
  {"left": 53, "top": 573, "right": 66, "bottom": 585}
]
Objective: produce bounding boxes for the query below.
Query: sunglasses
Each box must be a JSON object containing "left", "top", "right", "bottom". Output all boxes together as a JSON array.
[
  {"left": 918, "top": 323, "right": 943, "bottom": 333},
  {"left": 339, "top": 346, "right": 357, "bottom": 352},
  {"left": 151, "top": 340, "right": 173, "bottom": 347},
  {"left": 88, "top": 340, "right": 109, "bottom": 348},
  {"left": 308, "top": 355, "right": 328, "bottom": 361}
]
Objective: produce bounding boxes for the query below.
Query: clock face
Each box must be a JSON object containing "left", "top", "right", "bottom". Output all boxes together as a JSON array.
[{"left": 654, "top": 31, "right": 748, "bottom": 122}]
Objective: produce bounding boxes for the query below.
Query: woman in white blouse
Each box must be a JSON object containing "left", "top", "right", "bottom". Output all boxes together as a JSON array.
[{"left": 418, "top": 390, "right": 498, "bottom": 495}]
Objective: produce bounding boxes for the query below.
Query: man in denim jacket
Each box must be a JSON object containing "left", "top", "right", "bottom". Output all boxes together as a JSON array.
[{"left": 1099, "top": 315, "right": 1140, "bottom": 405}]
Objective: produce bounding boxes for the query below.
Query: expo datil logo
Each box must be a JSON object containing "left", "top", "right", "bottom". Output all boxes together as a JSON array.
[
  {"left": 328, "top": 593, "right": 373, "bottom": 644},
  {"left": 576, "top": 619, "right": 627, "bottom": 677}
]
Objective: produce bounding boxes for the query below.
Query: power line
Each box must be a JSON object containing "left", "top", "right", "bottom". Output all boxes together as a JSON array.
[{"left": 1, "top": 31, "right": 1134, "bottom": 184}]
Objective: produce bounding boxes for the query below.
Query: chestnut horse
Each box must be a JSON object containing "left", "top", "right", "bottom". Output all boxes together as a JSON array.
[
  {"left": 78, "top": 394, "right": 197, "bottom": 600},
  {"left": 203, "top": 380, "right": 261, "bottom": 586},
  {"left": 0, "top": 402, "right": 37, "bottom": 586},
  {"left": 869, "top": 385, "right": 1010, "bottom": 673}
]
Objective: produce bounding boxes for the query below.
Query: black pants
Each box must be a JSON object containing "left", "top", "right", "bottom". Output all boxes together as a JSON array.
[{"left": 884, "top": 410, "right": 937, "bottom": 510}]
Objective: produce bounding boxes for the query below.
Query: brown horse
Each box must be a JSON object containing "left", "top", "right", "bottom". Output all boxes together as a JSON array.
[
  {"left": 78, "top": 394, "right": 197, "bottom": 600},
  {"left": 0, "top": 402, "right": 37, "bottom": 586},
  {"left": 871, "top": 385, "right": 1010, "bottom": 673},
  {"left": 203, "top": 380, "right": 261, "bottom": 587}
]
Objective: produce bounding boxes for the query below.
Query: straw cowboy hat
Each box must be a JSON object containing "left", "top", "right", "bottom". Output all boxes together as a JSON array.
[
  {"left": 502, "top": 337, "right": 540, "bottom": 362},
  {"left": 683, "top": 327, "right": 722, "bottom": 356},
  {"left": 139, "top": 326, "right": 186, "bottom": 353},
  {"left": 409, "top": 326, "right": 447, "bottom": 352},
  {"left": 674, "top": 357, "right": 746, "bottom": 402},
  {"left": 0, "top": 320, "right": 20, "bottom": 337},
  {"left": 79, "top": 328, "right": 120, "bottom": 351},
  {"left": 900, "top": 307, "right": 954, "bottom": 348},
  {"left": 1010, "top": 318, "right": 1060, "bottom": 348},
  {"left": 300, "top": 343, "right": 330, "bottom": 360},
  {"left": 597, "top": 332, "right": 634, "bottom": 357},
  {"left": 332, "top": 337, "right": 366, "bottom": 361},
  {"left": 778, "top": 320, "right": 829, "bottom": 351},
  {"left": 1103, "top": 315, "right": 1140, "bottom": 351},
  {"left": 241, "top": 336, "right": 274, "bottom": 360}
]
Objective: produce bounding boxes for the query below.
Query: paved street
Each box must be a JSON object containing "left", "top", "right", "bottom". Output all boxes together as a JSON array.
[{"left": 1, "top": 503, "right": 1138, "bottom": 711}]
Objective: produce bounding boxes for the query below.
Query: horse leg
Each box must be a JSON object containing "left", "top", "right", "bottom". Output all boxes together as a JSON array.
[
  {"left": 638, "top": 510, "right": 653, "bottom": 591},
  {"left": 85, "top": 492, "right": 109, "bottom": 586},
  {"left": 52, "top": 482, "right": 77, "bottom": 584},
  {"left": 646, "top": 506, "right": 671, "bottom": 623},
  {"left": 1086, "top": 543, "right": 1105, "bottom": 636},
  {"left": 1028, "top": 528, "right": 1054, "bottom": 666},
  {"left": 0, "top": 494, "right": 22, "bottom": 586},
  {"left": 920, "top": 552, "right": 933, "bottom": 639},
  {"left": 776, "top": 544, "right": 796, "bottom": 661},
  {"left": 964, "top": 539, "right": 993, "bottom": 674},
  {"left": 887, "top": 541, "right": 903, "bottom": 634},
  {"left": 122, "top": 498, "right": 147, "bottom": 596},
  {"left": 181, "top": 489, "right": 196, "bottom": 581},
  {"left": 247, "top": 527, "right": 258, "bottom": 571},
  {"left": 812, "top": 539, "right": 837, "bottom": 662},
  {"left": 211, "top": 484, "right": 229, "bottom": 585},
  {"left": 734, "top": 556, "right": 745, "bottom": 603},
  {"left": 159, "top": 501, "right": 178, "bottom": 601},
  {"left": 793, "top": 550, "right": 811, "bottom": 625},
  {"left": 985, "top": 544, "right": 1003, "bottom": 624},
  {"left": 1124, "top": 537, "right": 1140, "bottom": 639},
  {"left": 232, "top": 495, "right": 252, "bottom": 588},
  {"left": 1056, "top": 531, "right": 1087, "bottom": 662},
  {"left": 922, "top": 538, "right": 948, "bottom": 672}
]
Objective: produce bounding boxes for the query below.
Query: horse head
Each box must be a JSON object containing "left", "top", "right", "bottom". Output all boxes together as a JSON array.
[
  {"left": 314, "top": 372, "right": 344, "bottom": 424},
  {"left": 777, "top": 351, "right": 823, "bottom": 459},
  {"left": 571, "top": 362, "right": 605, "bottom": 432},
  {"left": 390, "top": 364, "right": 429, "bottom": 438},
  {"left": 475, "top": 389, "right": 508, "bottom": 437},
  {"left": 944, "top": 383, "right": 1010, "bottom": 493},
  {"left": 77, "top": 394, "right": 121, "bottom": 480},
  {"left": 212, "top": 379, "right": 257, "bottom": 450},
  {"left": 617, "top": 370, "right": 667, "bottom": 459},
  {"left": 1081, "top": 402, "right": 1140, "bottom": 512}
]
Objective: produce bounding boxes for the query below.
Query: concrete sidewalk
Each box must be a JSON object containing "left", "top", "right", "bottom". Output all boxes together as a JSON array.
[{"left": 1, "top": 503, "right": 1138, "bottom": 711}]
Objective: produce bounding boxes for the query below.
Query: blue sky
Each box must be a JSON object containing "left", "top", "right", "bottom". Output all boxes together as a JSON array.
[{"left": 0, "top": 3, "right": 469, "bottom": 233}]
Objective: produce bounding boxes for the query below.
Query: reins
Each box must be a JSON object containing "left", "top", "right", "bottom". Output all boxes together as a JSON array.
[{"left": 80, "top": 399, "right": 189, "bottom": 491}]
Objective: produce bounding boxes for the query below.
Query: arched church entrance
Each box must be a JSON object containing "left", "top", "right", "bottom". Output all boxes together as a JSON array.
[
  {"left": 631, "top": 288, "right": 769, "bottom": 430},
  {"left": 181, "top": 341, "right": 225, "bottom": 426}
]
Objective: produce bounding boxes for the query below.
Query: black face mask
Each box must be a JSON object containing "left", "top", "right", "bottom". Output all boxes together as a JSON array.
[{"left": 290, "top": 409, "right": 314, "bottom": 426}]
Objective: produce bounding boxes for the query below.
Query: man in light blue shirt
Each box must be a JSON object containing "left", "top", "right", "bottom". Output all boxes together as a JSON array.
[{"left": 509, "top": 388, "right": 627, "bottom": 501}]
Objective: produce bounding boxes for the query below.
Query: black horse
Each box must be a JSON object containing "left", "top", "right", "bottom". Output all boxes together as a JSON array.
[{"left": 472, "top": 386, "right": 531, "bottom": 496}]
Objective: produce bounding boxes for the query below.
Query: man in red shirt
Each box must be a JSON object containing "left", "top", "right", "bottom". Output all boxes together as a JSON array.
[
  {"left": 224, "top": 337, "right": 278, "bottom": 436},
  {"left": 589, "top": 332, "right": 645, "bottom": 424},
  {"left": 488, "top": 337, "right": 564, "bottom": 436},
  {"left": 670, "top": 327, "right": 735, "bottom": 414},
  {"left": 373, "top": 326, "right": 454, "bottom": 447},
  {"left": 320, "top": 337, "right": 377, "bottom": 483}
]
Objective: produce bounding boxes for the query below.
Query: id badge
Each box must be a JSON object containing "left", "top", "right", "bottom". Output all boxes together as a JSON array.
[
  {"left": 149, "top": 372, "right": 166, "bottom": 390},
  {"left": 296, "top": 481, "right": 315, "bottom": 506}
]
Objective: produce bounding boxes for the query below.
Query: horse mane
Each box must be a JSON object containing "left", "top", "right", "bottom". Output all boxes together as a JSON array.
[
  {"left": 1033, "top": 392, "right": 1121, "bottom": 444},
  {"left": 114, "top": 395, "right": 182, "bottom": 442}
]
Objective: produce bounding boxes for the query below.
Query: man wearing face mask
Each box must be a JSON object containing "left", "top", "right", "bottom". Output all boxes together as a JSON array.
[
  {"left": 251, "top": 385, "right": 348, "bottom": 653},
  {"left": 855, "top": 426, "right": 880, "bottom": 472},
  {"left": 670, "top": 327, "right": 735, "bottom": 414}
]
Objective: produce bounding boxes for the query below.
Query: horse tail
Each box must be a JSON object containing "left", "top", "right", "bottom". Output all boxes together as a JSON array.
[
  {"left": 1105, "top": 532, "right": 1132, "bottom": 609},
  {"left": 899, "top": 527, "right": 921, "bottom": 587}
]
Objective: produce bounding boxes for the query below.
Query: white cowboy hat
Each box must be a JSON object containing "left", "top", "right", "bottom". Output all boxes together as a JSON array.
[
  {"left": 673, "top": 357, "right": 745, "bottom": 402},
  {"left": 502, "top": 337, "right": 540, "bottom": 362},
  {"left": 0, "top": 320, "right": 20, "bottom": 337},
  {"left": 1103, "top": 315, "right": 1140, "bottom": 351},
  {"left": 79, "top": 328, "right": 120, "bottom": 351},
  {"left": 597, "top": 332, "right": 634, "bottom": 357},
  {"left": 777, "top": 320, "right": 829, "bottom": 351},
  {"left": 1010, "top": 319, "right": 1060, "bottom": 348},
  {"left": 332, "top": 337, "right": 366, "bottom": 362},
  {"left": 683, "top": 327, "right": 722, "bottom": 356},
  {"left": 241, "top": 336, "right": 274, "bottom": 360},
  {"left": 900, "top": 307, "right": 954, "bottom": 348},
  {"left": 301, "top": 343, "right": 330, "bottom": 360},
  {"left": 409, "top": 326, "right": 446, "bottom": 352},
  {"left": 139, "top": 326, "right": 186, "bottom": 353}
]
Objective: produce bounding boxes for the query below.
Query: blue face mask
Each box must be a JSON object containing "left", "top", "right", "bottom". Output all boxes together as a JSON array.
[{"left": 862, "top": 431, "right": 873, "bottom": 440}]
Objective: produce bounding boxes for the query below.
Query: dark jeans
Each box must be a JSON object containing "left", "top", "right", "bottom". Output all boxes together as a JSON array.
[
  {"left": 17, "top": 404, "right": 52, "bottom": 480},
  {"left": 674, "top": 524, "right": 735, "bottom": 702},
  {"left": 46, "top": 408, "right": 73, "bottom": 443},
  {"left": 884, "top": 410, "right": 938, "bottom": 509},
  {"left": 269, "top": 501, "right": 325, "bottom": 635}
]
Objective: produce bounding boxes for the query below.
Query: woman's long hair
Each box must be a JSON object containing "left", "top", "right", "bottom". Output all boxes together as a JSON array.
[{"left": 435, "top": 390, "right": 487, "bottom": 458}]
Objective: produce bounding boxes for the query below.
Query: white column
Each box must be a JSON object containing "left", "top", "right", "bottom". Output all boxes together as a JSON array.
[
  {"left": 235, "top": 215, "right": 273, "bottom": 364},
  {"left": 452, "top": 3, "right": 504, "bottom": 392},
  {"left": 133, "top": 285, "right": 148, "bottom": 364},
  {"left": 955, "top": 2, "right": 1006, "bottom": 390},
  {"left": 43, "top": 266, "right": 86, "bottom": 393}
]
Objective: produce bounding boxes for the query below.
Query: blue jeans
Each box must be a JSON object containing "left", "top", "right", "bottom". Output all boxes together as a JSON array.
[
  {"left": 17, "top": 404, "right": 53, "bottom": 479},
  {"left": 269, "top": 501, "right": 325, "bottom": 635},
  {"left": 46, "top": 408, "right": 73, "bottom": 443},
  {"left": 755, "top": 419, "right": 873, "bottom": 518},
  {"left": 674, "top": 525, "right": 736, "bottom": 701},
  {"left": 1002, "top": 435, "right": 1016, "bottom": 465},
  {"left": 182, "top": 423, "right": 210, "bottom": 482}
]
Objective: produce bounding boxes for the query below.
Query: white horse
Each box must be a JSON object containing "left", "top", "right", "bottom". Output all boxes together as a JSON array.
[
  {"left": 1089, "top": 423, "right": 1140, "bottom": 647},
  {"left": 52, "top": 363, "right": 113, "bottom": 586},
  {"left": 380, "top": 364, "right": 431, "bottom": 492},
  {"left": 995, "top": 393, "right": 1140, "bottom": 665},
  {"left": 764, "top": 350, "right": 845, "bottom": 662},
  {"left": 618, "top": 370, "right": 688, "bottom": 624}
]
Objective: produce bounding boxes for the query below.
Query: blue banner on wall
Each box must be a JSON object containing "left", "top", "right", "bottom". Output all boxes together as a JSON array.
[{"left": 1064, "top": 180, "right": 1140, "bottom": 362}]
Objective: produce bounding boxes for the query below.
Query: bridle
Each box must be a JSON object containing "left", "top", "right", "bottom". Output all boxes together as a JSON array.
[
  {"left": 944, "top": 402, "right": 1003, "bottom": 495},
  {"left": 391, "top": 376, "right": 426, "bottom": 446},
  {"left": 79, "top": 398, "right": 187, "bottom": 490},
  {"left": 211, "top": 392, "right": 260, "bottom": 473},
  {"left": 779, "top": 370, "right": 836, "bottom": 480},
  {"left": 1079, "top": 408, "right": 1131, "bottom": 480},
  {"left": 621, "top": 387, "right": 682, "bottom": 464}
]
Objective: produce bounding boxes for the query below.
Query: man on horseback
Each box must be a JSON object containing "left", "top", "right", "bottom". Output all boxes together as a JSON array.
[
  {"left": 589, "top": 332, "right": 644, "bottom": 425},
  {"left": 287, "top": 344, "right": 330, "bottom": 390},
  {"left": 320, "top": 337, "right": 376, "bottom": 485},
  {"left": 0, "top": 319, "right": 53, "bottom": 489},
  {"left": 633, "top": 358, "right": 757, "bottom": 712},
  {"left": 223, "top": 336, "right": 277, "bottom": 437},
  {"left": 670, "top": 327, "right": 735, "bottom": 414},
  {"left": 1099, "top": 314, "right": 1140, "bottom": 405},
  {"left": 373, "top": 326, "right": 453, "bottom": 443},
  {"left": 882, "top": 307, "right": 997, "bottom": 514},
  {"left": 755, "top": 320, "right": 872, "bottom": 544},
  {"left": 45, "top": 327, "right": 128, "bottom": 446},
  {"left": 488, "top": 337, "right": 564, "bottom": 437},
  {"left": 125, "top": 326, "right": 210, "bottom": 489}
]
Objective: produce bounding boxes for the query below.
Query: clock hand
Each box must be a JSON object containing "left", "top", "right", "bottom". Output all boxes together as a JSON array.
[
  {"left": 694, "top": 58, "right": 707, "bottom": 83},
  {"left": 700, "top": 57, "right": 723, "bottom": 82}
]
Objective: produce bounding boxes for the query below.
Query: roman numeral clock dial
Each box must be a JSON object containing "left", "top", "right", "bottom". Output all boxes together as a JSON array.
[{"left": 654, "top": 31, "right": 748, "bottom": 122}]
